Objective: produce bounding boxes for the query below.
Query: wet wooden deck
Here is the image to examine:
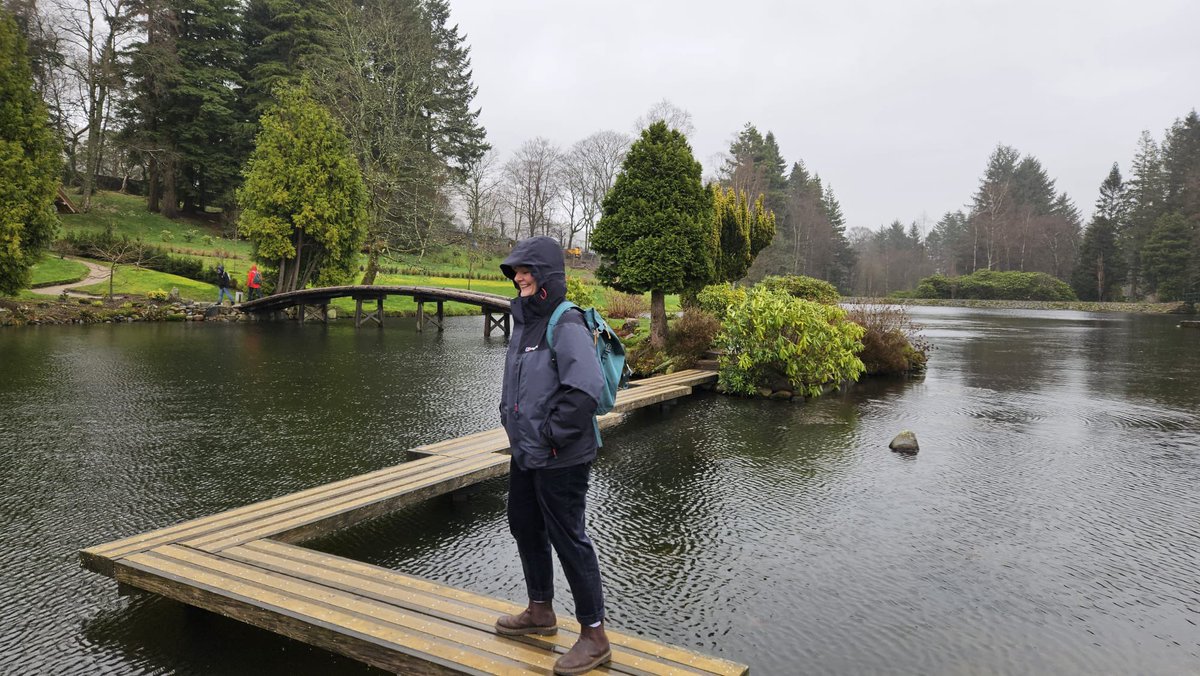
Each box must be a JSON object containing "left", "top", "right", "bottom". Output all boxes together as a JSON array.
[{"left": 82, "top": 369, "right": 746, "bottom": 675}]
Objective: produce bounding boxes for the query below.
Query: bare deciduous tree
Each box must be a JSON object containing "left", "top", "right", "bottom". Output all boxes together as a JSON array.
[
  {"left": 50, "top": 0, "right": 134, "bottom": 211},
  {"left": 633, "top": 98, "right": 694, "bottom": 138},
  {"left": 503, "top": 137, "right": 561, "bottom": 239}
]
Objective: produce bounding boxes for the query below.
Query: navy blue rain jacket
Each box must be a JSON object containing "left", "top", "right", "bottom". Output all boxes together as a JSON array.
[{"left": 500, "top": 237, "right": 605, "bottom": 470}]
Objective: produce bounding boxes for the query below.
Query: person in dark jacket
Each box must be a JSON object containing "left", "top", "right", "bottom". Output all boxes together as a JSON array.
[
  {"left": 214, "top": 264, "right": 236, "bottom": 306},
  {"left": 494, "top": 236, "right": 611, "bottom": 675}
]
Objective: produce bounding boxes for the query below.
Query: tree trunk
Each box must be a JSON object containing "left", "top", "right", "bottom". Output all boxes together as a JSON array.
[
  {"left": 147, "top": 156, "right": 160, "bottom": 212},
  {"left": 161, "top": 157, "right": 178, "bottom": 218},
  {"left": 650, "top": 289, "right": 667, "bottom": 349},
  {"left": 360, "top": 241, "right": 380, "bottom": 285}
]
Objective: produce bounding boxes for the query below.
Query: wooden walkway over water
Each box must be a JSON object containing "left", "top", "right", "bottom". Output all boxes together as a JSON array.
[{"left": 81, "top": 369, "right": 747, "bottom": 675}]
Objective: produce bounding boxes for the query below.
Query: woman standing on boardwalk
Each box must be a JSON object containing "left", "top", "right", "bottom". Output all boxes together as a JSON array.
[{"left": 495, "top": 236, "right": 611, "bottom": 675}]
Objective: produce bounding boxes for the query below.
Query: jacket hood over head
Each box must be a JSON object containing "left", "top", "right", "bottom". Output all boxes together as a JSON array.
[{"left": 501, "top": 236, "right": 567, "bottom": 304}]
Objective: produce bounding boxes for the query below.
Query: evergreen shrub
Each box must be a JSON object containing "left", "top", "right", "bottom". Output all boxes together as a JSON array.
[
  {"left": 696, "top": 283, "right": 747, "bottom": 320},
  {"left": 717, "top": 287, "right": 865, "bottom": 397},
  {"left": 566, "top": 276, "right": 591, "bottom": 307},
  {"left": 758, "top": 275, "right": 840, "bottom": 304},
  {"left": 912, "top": 269, "right": 1075, "bottom": 301}
]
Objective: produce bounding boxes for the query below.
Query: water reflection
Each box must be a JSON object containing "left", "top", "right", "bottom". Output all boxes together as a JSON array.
[{"left": 2, "top": 309, "right": 1199, "bottom": 674}]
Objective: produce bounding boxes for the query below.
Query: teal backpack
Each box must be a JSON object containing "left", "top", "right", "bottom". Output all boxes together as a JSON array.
[{"left": 546, "top": 301, "right": 630, "bottom": 444}]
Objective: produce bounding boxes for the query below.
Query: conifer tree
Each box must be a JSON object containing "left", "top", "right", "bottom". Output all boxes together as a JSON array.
[
  {"left": 238, "top": 85, "right": 367, "bottom": 292},
  {"left": 241, "top": 0, "right": 337, "bottom": 119},
  {"left": 593, "top": 121, "right": 709, "bottom": 348},
  {"left": 1141, "top": 212, "right": 1195, "bottom": 301},
  {"left": 1125, "top": 131, "right": 1166, "bottom": 296},
  {"left": 0, "top": 11, "right": 59, "bottom": 295},
  {"left": 820, "top": 184, "right": 856, "bottom": 291},
  {"left": 708, "top": 184, "right": 776, "bottom": 284}
]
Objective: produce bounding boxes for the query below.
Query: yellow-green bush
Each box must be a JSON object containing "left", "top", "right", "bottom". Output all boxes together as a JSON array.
[
  {"left": 717, "top": 287, "right": 865, "bottom": 397},
  {"left": 696, "top": 283, "right": 747, "bottom": 320}
]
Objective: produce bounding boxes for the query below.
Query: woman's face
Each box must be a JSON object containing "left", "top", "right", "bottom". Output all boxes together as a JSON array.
[{"left": 513, "top": 266, "right": 538, "bottom": 297}]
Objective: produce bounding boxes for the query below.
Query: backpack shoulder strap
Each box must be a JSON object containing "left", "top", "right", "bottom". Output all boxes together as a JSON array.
[{"left": 545, "top": 301, "right": 579, "bottom": 353}]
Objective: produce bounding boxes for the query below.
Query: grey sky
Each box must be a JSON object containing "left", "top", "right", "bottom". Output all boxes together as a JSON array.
[{"left": 450, "top": 0, "right": 1199, "bottom": 232}]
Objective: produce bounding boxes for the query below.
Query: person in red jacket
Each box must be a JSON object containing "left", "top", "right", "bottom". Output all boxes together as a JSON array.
[{"left": 246, "top": 264, "right": 262, "bottom": 301}]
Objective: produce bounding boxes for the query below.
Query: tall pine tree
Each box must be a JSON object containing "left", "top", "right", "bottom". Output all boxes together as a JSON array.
[{"left": 1071, "top": 164, "right": 1128, "bottom": 301}]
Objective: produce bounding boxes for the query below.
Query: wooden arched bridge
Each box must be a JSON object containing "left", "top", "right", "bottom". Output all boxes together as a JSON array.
[{"left": 238, "top": 285, "right": 513, "bottom": 337}]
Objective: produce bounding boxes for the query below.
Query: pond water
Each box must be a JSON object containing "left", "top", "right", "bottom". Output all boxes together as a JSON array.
[{"left": 1, "top": 307, "right": 1197, "bottom": 675}]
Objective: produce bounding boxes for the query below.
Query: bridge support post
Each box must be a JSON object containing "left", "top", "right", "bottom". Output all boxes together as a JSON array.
[
  {"left": 416, "top": 298, "right": 445, "bottom": 333},
  {"left": 484, "top": 311, "right": 510, "bottom": 339},
  {"left": 355, "top": 296, "right": 384, "bottom": 328},
  {"left": 302, "top": 304, "right": 328, "bottom": 323}
]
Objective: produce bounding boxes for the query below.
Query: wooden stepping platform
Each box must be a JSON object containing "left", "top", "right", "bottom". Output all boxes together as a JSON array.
[
  {"left": 410, "top": 371, "right": 717, "bottom": 460},
  {"left": 117, "top": 540, "right": 745, "bottom": 675},
  {"left": 80, "top": 368, "right": 743, "bottom": 674}
]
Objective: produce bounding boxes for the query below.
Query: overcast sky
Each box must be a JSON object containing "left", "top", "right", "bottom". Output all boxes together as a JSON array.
[{"left": 449, "top": 0, "right": 1199, "bottom": 232}]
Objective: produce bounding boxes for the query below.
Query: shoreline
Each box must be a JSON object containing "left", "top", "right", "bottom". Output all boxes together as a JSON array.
[{"left": 842, "top": 297, "right": 1194, "bottom": 315}]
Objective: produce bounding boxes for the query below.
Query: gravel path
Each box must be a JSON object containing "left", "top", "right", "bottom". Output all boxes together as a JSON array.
[{"left": 29, "top": 258, "right": 110, "bottom": 297}]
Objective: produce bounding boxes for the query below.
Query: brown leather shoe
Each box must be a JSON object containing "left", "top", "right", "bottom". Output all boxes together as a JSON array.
[
  {"left": 553, "top": 623, "right": 611, "bottom": 675},
  {"left": 495, "top": 606, "right": 558, "bottom": 636}
]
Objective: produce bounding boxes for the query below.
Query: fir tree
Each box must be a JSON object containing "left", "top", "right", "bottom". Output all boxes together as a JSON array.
[
  {"left": 1141, "top": 212, "right": 1195, "bottom": 301},
  {"left": 821, "top": 184, "right": 855, "bottom": 291},
  {"left": 240, "top": 0, "right": 337, "bottom": 119},
  {"left": 593, "top": 121, "right": 709, "bottom": 348},
  {"left": 237, "top": 84, "right": 368, "bottom": 292},
  {"left": 1125, "top": 131, "right": 1166, "bottom": 296},
  {"left": 1071, "top": 218, "right": 1125, "bottom": 301},
  {"left": 0, "top": 10, "right": 59, "bottom": 295}
]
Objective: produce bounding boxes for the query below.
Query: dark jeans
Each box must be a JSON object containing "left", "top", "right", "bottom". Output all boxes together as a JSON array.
[{"left": 507, "top": 458, "right": 605, "bottom": 625}]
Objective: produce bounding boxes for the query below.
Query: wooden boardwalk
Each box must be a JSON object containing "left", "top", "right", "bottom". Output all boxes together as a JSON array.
[{"left": 82, "top": 369, "right": 747, "bottom": 675}]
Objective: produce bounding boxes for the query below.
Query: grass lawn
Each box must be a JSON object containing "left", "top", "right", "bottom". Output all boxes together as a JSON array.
[
  {"left": 75, "top": 265, "right": 218, "bottom": 302},
  {"left": 30, "top": 255, "right": 89, "bottom": 287},
  {"left": 60, "top": 190, "right": 252, "bottom": 260}
]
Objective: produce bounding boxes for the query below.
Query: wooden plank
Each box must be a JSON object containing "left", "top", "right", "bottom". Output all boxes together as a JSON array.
[
  {"left": 82, "top": 453, "right": 477, "bottom": 574},
  {"left": 187, "top": 453, "right": 511, "bottom": 552},
  {"left": 222, "top": 548, "right": 704, "bottom": 676},
  {"left": 234, "top": 540, "right": 748, "bottom": 676},
  {"left": 630, "top": 370, "right": 718, "bottom": 389},
  {"left": 612, "top": 385, "right": 693, "bottom": 413},
  {"left": 411, "top": 430, "right": 510, "bottom": 459},
  {"left": 117, "top": 547, "right": 537, "bottom": 675}
]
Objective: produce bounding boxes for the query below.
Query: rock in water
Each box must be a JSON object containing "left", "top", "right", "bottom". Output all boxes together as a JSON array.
[{"left": 889, "top": 430, "right": 919, "bottom": 453}]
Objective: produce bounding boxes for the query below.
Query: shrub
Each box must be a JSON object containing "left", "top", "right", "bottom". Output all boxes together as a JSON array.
[
  {"left": 911, "top": 269, "right": 1075, "bottom": 301},
  {"left": 696, "top": 283, "right": 747, "bottom": 320},
  {"left": 626, "top": 339, "right": 673, "bottom": 377},
  {"left": 717, "top": 287, "right": 865, "bottom": 397},
  {"left": 914, "top": 273, "right": 954, "bottom": 298},
  {"left": 182, "top": 229, "right": 198, "bottom": 243},
  {"left": 605, "top": 290, "right": 648, "bottom": 318},
  {"left": 566, "top": 276, "right": 592, "bottom": 307},
  {"left": 758, "top": 275, "right": 840, "bottom": 305},
  {"left": 160, "top": 229, "right": 174, "bottom": 242},
  {"left": 146, "top": 288, "right": 168, "bottom": 301},
  {"left": 845, "top": 302, "right": 931, "bottom": 375},
  {"left": 201, "top": 235, "right": 215, "bottom": 246},
  {"left": 666, "top": 309, "right": 721, "bottom": 369}
]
